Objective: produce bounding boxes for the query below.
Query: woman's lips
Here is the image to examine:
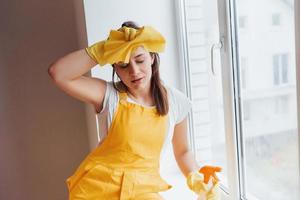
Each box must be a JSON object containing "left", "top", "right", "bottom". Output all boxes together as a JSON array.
[{"left": 131, "top": 77, "right": 143, "bottom": 83}]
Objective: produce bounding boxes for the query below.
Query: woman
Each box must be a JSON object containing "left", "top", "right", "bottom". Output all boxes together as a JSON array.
[{"left": 48, "top": 21, "right": 220, "bottom": 200}]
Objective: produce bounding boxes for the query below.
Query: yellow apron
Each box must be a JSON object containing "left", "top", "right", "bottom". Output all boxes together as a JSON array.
[{"left": 66, "top": 92, "right": 172, "bottom": 200}]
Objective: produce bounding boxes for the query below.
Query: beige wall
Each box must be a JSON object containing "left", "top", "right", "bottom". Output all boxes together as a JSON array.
[{"left": 0, "top": 1, "right": 90, "bottom": 199}]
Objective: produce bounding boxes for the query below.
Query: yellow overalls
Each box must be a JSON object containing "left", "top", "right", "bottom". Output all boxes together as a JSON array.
[{"left": 66, "top": 92, "right": 172, "bottom": 200}]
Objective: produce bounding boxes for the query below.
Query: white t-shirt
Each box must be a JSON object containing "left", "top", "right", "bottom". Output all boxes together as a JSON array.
[{"left": 96, "top": 81, "right": 192, "bottom": 171}]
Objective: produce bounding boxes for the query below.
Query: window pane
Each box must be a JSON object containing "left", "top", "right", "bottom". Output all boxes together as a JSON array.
[
  {"left": 282, "top": 53, "right": 288, "bottom": 83},
  {"left": 273, "top": 55, "right": 280, "bottom": 85},
  {"left": 236, "top": 0, "right": 300, "bottom": 199},
  {"left": 272, "top": 13, "right": 281, "bottom": 26},
  {"left": 184, "top": 0, "right": 228, "bottom": 187}
]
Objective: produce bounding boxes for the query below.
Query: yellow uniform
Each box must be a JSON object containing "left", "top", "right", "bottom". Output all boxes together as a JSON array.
[{"left": 66, "top": 92, "right": 172, "bottom": 200}]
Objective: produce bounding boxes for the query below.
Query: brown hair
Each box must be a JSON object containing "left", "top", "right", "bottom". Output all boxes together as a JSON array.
[{"left": 112, "top": 21, "right": 169, "bottom": 116}]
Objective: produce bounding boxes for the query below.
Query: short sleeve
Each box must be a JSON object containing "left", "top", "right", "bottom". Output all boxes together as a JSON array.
[
  {"left": 98, "top": 81, "right": 117, "bottom": 114},
  {"left": 96, "top": 82, "right": 118, "bottom": 144},
  {"left": 168, "top": 86, "right": 193, "bottom": 124}
]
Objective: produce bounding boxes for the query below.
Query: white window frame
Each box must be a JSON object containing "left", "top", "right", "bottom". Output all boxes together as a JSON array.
[{"left": 295, "top": 0, "right": 300, "bottom": 179}]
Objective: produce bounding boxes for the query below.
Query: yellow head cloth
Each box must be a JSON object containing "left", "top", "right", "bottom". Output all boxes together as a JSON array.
[{"left": 85, "top": 26, "right": 166, "bottom": 66}]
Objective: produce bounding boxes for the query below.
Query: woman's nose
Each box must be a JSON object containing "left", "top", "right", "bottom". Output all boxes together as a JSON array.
[{"left": 128, "top": 62, "right": 139, "bottom": 75}]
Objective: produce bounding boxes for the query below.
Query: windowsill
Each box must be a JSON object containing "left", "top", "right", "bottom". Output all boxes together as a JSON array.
[{"left": 160, "top": 170, "right": 198, "bottom": 199}]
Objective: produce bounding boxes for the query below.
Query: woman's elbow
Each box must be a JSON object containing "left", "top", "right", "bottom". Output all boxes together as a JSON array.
[
  {"left": 48, "top": 62, "right": 62, "bottom": 83},
  {"left": 48, "top": 64, "right": 55, "bottom": 78}
]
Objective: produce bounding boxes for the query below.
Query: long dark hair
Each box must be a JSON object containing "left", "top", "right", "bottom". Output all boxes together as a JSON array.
[{"left": 112, "top": 21, "right": 169, "bottom": 116}]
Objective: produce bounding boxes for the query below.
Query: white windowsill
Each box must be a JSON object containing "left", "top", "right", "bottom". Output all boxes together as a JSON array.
[{"left": 160, "top": 171, "right": 198, "bottom": 199}]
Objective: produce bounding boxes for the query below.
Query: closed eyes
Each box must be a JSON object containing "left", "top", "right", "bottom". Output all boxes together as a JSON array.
[
  {"left": 118, "top": 63, "right": 128, "bottom": 68},
  {"left": 116, "top": 60, "right": 145, "bottom": 68}
]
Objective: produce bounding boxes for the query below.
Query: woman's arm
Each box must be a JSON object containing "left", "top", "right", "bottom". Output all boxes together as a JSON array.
[
  {"left": 173, "top": 118, "right": 223, "bottom": 198},
  {"left": 48, "top": 49, "right": 106, "bottom": 112},
  {"left": 172, "top": 117, "right": 200, "bottom": 177}
]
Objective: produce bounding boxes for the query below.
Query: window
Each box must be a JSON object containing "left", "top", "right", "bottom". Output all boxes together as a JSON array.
[
  {"left": 178, "top": 0, "right": 228, "bottom": 187},
  {"left": 177, "top": 0, "right": 299, "bottom": 199},
  {"left": 274, "top": 95, "right": 289, "bottom": 115},
  {"left": 273, "top": 53, "right": 289, "bottom": 86},
  {"left": 235, "top": 1, "right": 298, "bottom": 199},
  {"left": 272, "top": 13, "right": 281, "bottom": 26}
]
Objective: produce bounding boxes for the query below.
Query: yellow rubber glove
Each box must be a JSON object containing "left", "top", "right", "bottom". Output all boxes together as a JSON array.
[
  {"left": 187, "top": 171, "right": 208, "bottom": 198},
  {"left": 186, "top": 165, "right": 222, "bottom": 200},
  {"left": 207, "top": 181, "right": 221, "bottom": 200}
]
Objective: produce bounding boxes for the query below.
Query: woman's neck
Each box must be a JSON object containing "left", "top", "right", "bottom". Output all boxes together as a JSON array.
[{"left": 127, "top": 88, "right": 154, "bottom": 107}]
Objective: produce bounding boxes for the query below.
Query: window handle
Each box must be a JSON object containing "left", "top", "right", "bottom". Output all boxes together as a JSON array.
[{"left": 210, "top": 38, "right": 224, "bottom": 75}]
